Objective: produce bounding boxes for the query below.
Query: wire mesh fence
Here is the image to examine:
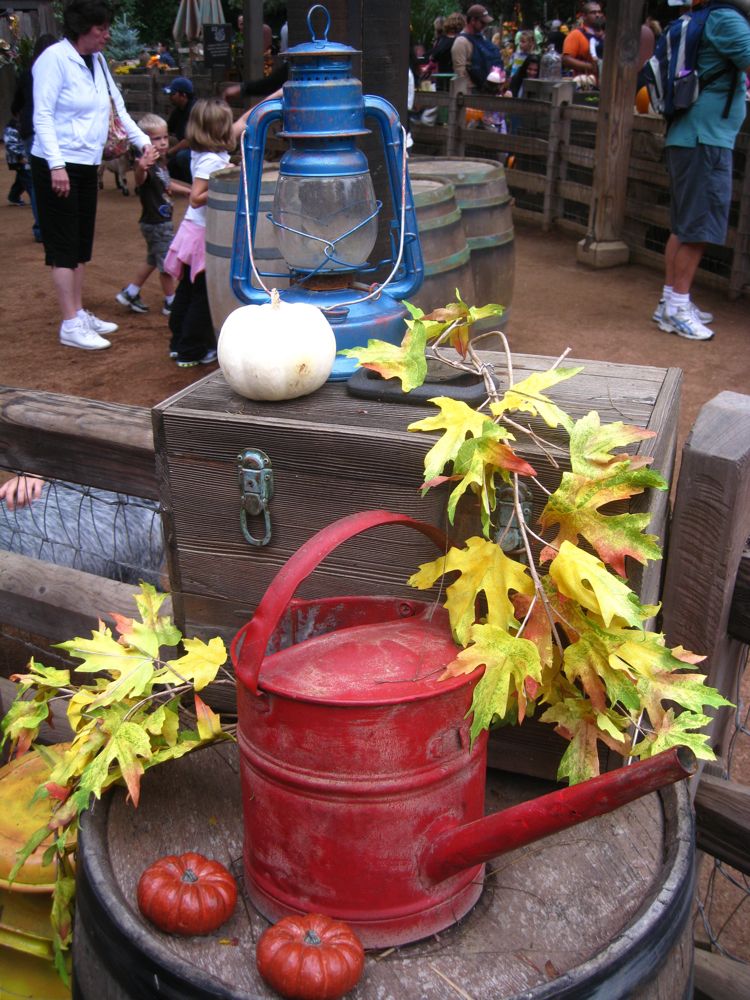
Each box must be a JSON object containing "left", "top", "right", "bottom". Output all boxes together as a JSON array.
[{"left": 0, "top": 472, "right": 165, "bottom": 586}]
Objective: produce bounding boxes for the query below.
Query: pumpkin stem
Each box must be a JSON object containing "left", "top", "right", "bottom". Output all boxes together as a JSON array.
[
  {"left": 270, "top": 287, "right": 280, "bottom": 309},
  {"left": 181, "top": 868, "right": 199, "bottom": 883},
  {"left": 303, "top": 929, "right": 322, "bottom": 946}
]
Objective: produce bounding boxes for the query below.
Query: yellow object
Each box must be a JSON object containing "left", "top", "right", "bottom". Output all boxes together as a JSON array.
[
  {"left": 0, "top": 747, "right": 73, "bottom": 893},
  {"left": 635, "top": 86, "right": 651, "bottom": 114},
  {"left": 0, "top": 946, "right": 70, "bottom": 999},
  {"left": 0, "top": 888, "right": 54, "bottom": 960}
]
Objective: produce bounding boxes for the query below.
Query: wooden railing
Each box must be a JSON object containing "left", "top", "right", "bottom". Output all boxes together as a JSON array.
[{"left": 411, "top": 81, "right": 750, "bottom": 299}]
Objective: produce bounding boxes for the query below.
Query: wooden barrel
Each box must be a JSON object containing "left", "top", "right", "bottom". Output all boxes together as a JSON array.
[
  {"left": 408, "top": 175, "right": 476, "bottom": 314},
  {"left": 205, "top": 165, "right": 287, "bottom": 335},
  {"left": 410, "top": 156, "right": 515, "bottom": 332},
  {"left": 73, "top": 743, "right": 694, "bottom": 1000}
]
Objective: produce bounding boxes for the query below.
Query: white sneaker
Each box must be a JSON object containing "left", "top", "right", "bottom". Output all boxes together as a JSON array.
[
  {"left": 83, "top": 311, "right": 119, "bottom": 335},
  {"left": 60, "top": 320, "right": 111, "bottom": 350},
  {"left": 658, "top": 306, "right": 714, "bottom": 341},
  {"left": 652, "top": 299, "right": 713, "bottom": 325}
]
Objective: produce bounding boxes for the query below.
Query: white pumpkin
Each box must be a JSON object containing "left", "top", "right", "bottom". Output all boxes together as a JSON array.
[{"left": 218, "top": 289, "right": 337, "bottom": 401}]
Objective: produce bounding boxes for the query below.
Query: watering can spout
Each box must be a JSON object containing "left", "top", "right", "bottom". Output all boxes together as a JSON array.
[{"left": 423, "top": 746, "right": 696, "bottom": 885}]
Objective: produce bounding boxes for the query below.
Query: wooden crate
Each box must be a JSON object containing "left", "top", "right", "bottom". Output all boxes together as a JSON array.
[
  {"left": 154, "top": 354, "right": 680, "bottom": 779},
  {"left": 153, "top": 353, "right": 680, "bottom": 639}
]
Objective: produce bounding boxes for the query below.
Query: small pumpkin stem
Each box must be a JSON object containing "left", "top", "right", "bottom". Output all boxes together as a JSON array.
[
  {"left": 270, "top": 288, "right": 280, "bottom": 309},
  {"left": 181, "top": 869, "right": 199, "bottom": 883},
  {"left": 303, "top": 929, "right": 322, "bottom": 946}
]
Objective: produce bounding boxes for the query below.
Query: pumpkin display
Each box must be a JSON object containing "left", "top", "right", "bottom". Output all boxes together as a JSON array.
[
  {"left": 218, "top": 288, "right": 337, "bottom": 401},
  {"left": 256, "top": 913, "right": 365, "bottom": 1000},
  {"left": 136, "top": 852, "right": 237, "bottom": 936},
  {"left": 635, "top": 85, "right": 651, "bottom": 114}
]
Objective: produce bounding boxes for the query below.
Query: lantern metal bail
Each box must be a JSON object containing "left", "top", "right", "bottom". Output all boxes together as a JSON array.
[{"left": 231, "top": 4, "right": 424, "bottom": 380}]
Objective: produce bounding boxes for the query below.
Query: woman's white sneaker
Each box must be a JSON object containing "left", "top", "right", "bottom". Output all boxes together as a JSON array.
[
  {"left": 60, "top": 320, "right": 111, "bottom": 350},
  {"left": 83, "top": 311, "right": 119, "bottom": 335}
]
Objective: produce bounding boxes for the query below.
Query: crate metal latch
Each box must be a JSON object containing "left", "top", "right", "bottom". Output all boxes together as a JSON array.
[{"left": 238, "top": 448, "right": 273, "bottom": 547}]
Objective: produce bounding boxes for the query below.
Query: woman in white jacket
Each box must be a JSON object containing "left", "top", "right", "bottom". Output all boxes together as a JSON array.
[{"left": 31, "top": 0, "right": 152, "bottom": 350}]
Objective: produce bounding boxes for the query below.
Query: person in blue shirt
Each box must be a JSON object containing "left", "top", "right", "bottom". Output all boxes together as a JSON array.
[{"left": 654, "top": 0, "right": 750, "bottom": 341}]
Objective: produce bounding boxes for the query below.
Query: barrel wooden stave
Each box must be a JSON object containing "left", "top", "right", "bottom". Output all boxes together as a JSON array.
[
  {"left": 73, "top": 743, "right": 694, "bottom": 1000},
  {"left": 205, "top": 166, "right": 287, "bottom": 336},
  {"left": 409, "top": 176, "right": 475, "bottom": 314},
  {"left": 410, "top": 156, "right": 515, "bottom": 331}
]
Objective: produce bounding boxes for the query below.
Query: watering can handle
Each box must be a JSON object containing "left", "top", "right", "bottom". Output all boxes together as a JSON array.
[{"left": 232, "top": 510, "right": 450, "bottom": 694}]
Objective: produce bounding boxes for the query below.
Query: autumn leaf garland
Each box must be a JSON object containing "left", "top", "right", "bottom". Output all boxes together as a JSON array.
[{"left": 343, "top": 293, "right": 731, "bottom": 784}]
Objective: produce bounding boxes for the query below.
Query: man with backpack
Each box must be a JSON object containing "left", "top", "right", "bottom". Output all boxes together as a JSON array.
[
  {"left": 450, "top": 5, "right": 501, "bottom": 95},
  {"left": 650, "top": 0, "right": 750, "bottom": 340}
]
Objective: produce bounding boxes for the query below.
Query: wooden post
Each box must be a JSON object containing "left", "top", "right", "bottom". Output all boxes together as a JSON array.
[
  {"left": 542, "top": 81, "right": 576, "bottom": 230},
  {"left": 660, "top": 392, "right": 750, "bottom": 760},
  {"left": 243, "top": 0, "right": 264, "bottom": 83},
  {"left": 576, "top": 0, "right": 641, "bottom": 268}
]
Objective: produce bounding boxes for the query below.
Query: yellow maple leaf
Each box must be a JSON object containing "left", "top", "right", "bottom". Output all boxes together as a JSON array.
[{"left": 409, "top": 536, "right": 533, "bottom": 645}]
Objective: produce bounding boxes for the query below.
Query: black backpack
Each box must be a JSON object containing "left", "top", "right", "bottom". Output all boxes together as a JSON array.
[{"left": 464, "top": 32, "right": 502, "bottom": 91}]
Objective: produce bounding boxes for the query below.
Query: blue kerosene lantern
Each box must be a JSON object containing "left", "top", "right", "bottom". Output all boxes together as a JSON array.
[{"left": 231, "top": 4, "right": 423, "bottom": 380}]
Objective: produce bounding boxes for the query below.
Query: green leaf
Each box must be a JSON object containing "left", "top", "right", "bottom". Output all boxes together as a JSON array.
[
  {"left": 568, "top": 411, "right": 664, "bottom": 481},
  {"left": 10, "top": 660, "right": 70, "bottom": 690},
  {"left": 562, "top": 631, "right": 641, "bottom": 714},
  {"left": 447, "top": 425, "right": 537, "bottom": 532},
  {"left": 408, "top": 397, "right": 494, "bottom": 484},
  {"left": 548, "top": 541, "right": 653, "bottom": 628},
  {"left": 631, "top": 709, "right": 717, "bottom": 760},
  {"left": 1, "top": 697, "right": 51, "bottom": 755},
  {"left": 339, "top": 319, "right": 428, "bottom": 391},
  {"left": 540, "top": 696, "right": 630, "bottom": 783},
  {"left": 78, "top": 720, "right": 152, "bottom": 806},
  {"left": 409, "top": 537, "right": 533, "bottom": 646},
  {"left": 56, "top": 626, "right": 157, "bottom": 708},
  {"left": 8, "top": 823, "right": 52, "bottom": 885},
  {"left": 443, "top": 625, "right": 542, "bottom": 740},
  {"left": 490, "top": 367, "right": 583, "bottom": 431}
]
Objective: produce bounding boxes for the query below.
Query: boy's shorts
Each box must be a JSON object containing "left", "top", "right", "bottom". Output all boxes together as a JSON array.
[
  {"left": 140, "top": 220, "right": 175, "bottom": 272},
  {"left": 666, "top": 143, "right": 732, "bottom": 245}
]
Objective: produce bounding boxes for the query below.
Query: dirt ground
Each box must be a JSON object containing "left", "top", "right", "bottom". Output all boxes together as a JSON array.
[
  {"left": 3, "top": 175, "right": 750, "bottom": 964},
  {"left": 3, "top": 178, "right": 748, "bottom": 447}
]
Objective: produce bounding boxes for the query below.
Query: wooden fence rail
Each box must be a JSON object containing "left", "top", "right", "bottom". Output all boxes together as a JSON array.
[{"left": 411, "top": 83, "right": 750, "bottom": 298}]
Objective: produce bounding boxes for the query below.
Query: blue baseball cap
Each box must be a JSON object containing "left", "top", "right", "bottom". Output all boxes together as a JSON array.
[{"left": 164, "top": 77, "right": 193, "bottom": 96}]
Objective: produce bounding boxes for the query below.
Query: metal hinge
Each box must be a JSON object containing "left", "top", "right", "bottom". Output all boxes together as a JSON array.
[{"left": 238, "top": 448, "right": 273, "bottom": 547}]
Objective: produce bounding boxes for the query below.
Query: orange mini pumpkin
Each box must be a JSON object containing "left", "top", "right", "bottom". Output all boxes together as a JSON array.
[
  {"left": 635, "top": 86, "right": 651, "bottom": 114},
  {"left": 256, "top": 913, "right": 365, "bottom": 1000},
  {"left": 137, "top": 852, "right": 237, "bottom": 936}
]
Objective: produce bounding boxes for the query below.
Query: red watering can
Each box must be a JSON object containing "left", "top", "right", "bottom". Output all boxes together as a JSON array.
[{"left": 232, "top": 511, "right": 695, "bottom": 947}]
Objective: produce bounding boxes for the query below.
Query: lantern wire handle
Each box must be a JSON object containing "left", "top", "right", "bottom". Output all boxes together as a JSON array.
[{"left": 239, "top": 122, "right": 411, "bottom": 308}]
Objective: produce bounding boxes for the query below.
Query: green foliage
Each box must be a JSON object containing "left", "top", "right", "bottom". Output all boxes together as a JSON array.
[
  {"left": 346, "top": 296, "right": 732, "bottom": 784},
  {"left": 0, "top": 584, "right": 234, "bottom": 982},
  {"left": 106, "top": 12, "right": 142, "bottom": 61}
]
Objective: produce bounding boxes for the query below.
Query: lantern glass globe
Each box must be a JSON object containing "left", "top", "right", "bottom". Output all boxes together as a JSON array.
[{"left": 273, "top": 173, "right": 378, "bottom": 272}]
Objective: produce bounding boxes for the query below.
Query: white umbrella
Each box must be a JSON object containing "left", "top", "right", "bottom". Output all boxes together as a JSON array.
[
  {"left": 172, "top": 0, "right": 202, "bottom": 44},
  {"left": 198, "top": 0, "right": 227, "bottom": 32}
]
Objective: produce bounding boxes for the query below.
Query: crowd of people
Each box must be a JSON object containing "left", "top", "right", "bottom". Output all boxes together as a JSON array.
[{"left": 411, "top": 2, "right": 612, "bottom": 104}]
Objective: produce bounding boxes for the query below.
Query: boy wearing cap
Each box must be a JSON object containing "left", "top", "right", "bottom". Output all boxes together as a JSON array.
[
  {"left": 164, "top": 76, "right": 195, "bottom": 183},
  {"left": 450, "top": 5, "right": 498, "bottom": 94}
]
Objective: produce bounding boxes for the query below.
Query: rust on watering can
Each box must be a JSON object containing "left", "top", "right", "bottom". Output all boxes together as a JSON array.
[{"left": 232, "top": 510, "right": 696, "bottom": 948}]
